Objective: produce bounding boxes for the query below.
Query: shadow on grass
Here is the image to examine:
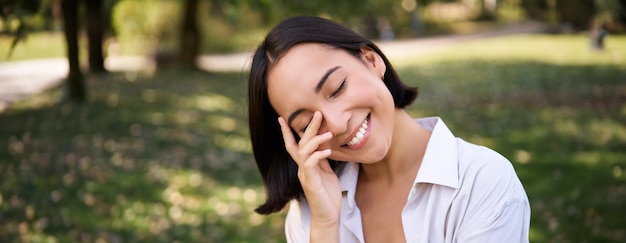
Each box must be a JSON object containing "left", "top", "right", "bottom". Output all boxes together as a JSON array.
[
  {"left": 400, "top": 60, "right": 626, "bottom": 242},
  {"left": 0, "top": 70, "right": 285, "bottom": 242}
]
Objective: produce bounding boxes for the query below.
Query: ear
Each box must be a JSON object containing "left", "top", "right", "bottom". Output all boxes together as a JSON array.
[{"left": 360, "top": 46, "right": 386, "bottom": 78}]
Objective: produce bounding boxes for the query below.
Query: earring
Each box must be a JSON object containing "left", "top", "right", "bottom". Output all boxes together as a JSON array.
[{"left": 381, "top": 71, "right": 385, "bottom": 78}]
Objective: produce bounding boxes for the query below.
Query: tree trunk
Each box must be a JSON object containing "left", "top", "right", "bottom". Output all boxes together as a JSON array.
[
  {"left": 179, "top": 0, "right": 200, "bottom": 68},
  {"left": 61, "top": 0, "right": 86, "bottom": 102},
  {"left": 476, "top": 0, "right": 495, "bottom": 20},
  {"left": 85, "top": 0, "right": 106, "bottom": 73},
  {"left": 547, "top": 0, "right": 559, "bottom": 25}
]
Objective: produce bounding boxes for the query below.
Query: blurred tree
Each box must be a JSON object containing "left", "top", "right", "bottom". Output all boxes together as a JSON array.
[
  {"left": 180, "top": 0, "right": 200, "bottom": 68},
  {"left": 240, "top": 0, "right": 398, "bottom": 25},
  {"left": 594, "top": 0, "right": 624, "bottom": 30},
  {"left": 2, "top": 0, "right": 115, "bottom": 101},
  {"left": 621, "top": 0, "right": 626, "bottom": 23},
  {"left": 520, "top": 0, "right": 615, "bottom": 30},
  {"left": 476, "top": 0, "right": 497, "bottom": 20},
  {"left": 85, "top": 0, "right": 107, "bottom": 73},
  {"left": 61, "top": 0, "right": 86, "bottom": 102},
  {"left": 546, "top": 0, "right": 558, "bottom": 25}
]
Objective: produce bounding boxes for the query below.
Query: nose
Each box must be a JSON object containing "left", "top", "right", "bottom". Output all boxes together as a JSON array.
[{"left": 319, "top": 106, "right": 349, "bottom": 137}]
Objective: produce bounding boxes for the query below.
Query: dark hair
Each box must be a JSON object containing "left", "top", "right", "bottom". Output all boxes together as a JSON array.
[{"left": 248, "top": 16, "right": 418, "bottom": 215}]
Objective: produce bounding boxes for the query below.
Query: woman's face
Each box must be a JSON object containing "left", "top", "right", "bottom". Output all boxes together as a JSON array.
[{"left": 267, "top": 43, "right": 396, "bottom": 163}]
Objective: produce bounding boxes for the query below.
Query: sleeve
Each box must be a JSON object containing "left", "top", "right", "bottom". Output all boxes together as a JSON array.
[
  {"left": 284, "top": 199, "right": 311, "bottom": 243},
  {"left": 455, "top": 149, "right": 531, "bottom": 243}
]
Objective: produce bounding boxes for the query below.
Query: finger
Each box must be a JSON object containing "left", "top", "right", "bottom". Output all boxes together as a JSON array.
[
  {"left": 300, "top": 111, "right": 324, "bottom": 143},
  {"left": 300, "top": 149, "right": 332, "bottom": 171},
  {"left": 278, "top": 117, "right": 298, "bottom": 154},
  {"left": 298, "top": 150, "right": 332, "bottom": 184},
  {"left": 298, "top": 132, "right": 333, "bottom": 157}
]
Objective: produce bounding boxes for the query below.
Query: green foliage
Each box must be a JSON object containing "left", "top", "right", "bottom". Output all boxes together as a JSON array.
[
  {"left": 521, "top": 0, "right": 626, "bottom": 29},
  {"left": 594, "top": 0, "right": 624, "bottom": 27},
  {"left": 111, "top": 0, "right": 183, "bottom": 55},
  {"left": 1, "top": 34, "right": 625, "bottom": 242},
  {"left": 110, "top": 0, "right": 267, "bottom": 55},
  {"left": 197, "top": 5, "right": 266, "bottom": 54}
]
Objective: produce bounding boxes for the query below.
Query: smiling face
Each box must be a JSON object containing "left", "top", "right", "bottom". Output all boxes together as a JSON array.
[{"left": 267, "top": 43, "right": 397, "bottom": 163}]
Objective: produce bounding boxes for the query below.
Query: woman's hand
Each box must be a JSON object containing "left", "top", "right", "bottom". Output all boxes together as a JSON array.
[{"left": 278, "top": 111, "right": 341, "bottom": 242}]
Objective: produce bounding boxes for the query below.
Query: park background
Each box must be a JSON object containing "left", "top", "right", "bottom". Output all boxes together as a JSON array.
[{"left": 1, "top": 0, "right": 625, "bottom": 242}]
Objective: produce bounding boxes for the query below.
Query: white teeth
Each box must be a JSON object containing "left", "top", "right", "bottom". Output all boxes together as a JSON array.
[{"left": 346, "top": 118, "right": 369, "bottom": 146}]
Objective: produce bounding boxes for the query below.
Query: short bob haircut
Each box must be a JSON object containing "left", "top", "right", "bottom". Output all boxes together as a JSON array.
[{"left": 248, "top": 16, "right": 418, "bottom": 215}]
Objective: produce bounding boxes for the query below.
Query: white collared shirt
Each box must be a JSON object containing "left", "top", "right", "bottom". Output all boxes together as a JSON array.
[{"left": 285, "top": 117, "right": 531, "bottom": 243}]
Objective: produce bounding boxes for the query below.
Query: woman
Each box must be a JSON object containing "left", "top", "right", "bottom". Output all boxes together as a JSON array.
[{"left": 248, "top": 16, "right": 530, "bottom": 242}]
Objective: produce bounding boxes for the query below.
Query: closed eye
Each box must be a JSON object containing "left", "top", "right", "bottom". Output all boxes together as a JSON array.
[
  {"left": 330, "top": 79, "right": 346, "bottom": 98},
  {"left": 300, "top": 118, "right": 312, "bottom": 133},
  {"left": 299, "top": 79, "right": 345, "bottom": 133}
]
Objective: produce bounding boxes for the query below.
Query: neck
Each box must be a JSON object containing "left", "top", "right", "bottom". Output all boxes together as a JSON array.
[{"left": 359, "top": 110, "right": 431, "bottom": 184}]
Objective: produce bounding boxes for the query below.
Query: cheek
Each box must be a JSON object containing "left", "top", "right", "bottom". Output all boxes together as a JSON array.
[
  {"left": 348, "top": 80, "right": 387, "bottom": 105},
  {"left": 359, "top": 75, "right": 394, "bottom": 104}
]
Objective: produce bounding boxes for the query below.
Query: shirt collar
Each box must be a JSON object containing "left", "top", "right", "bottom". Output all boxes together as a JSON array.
[
  {"left": 338, "top": 117, "right": 460, "bottom": 196},
  {"left": 413, "top": 117, "right": 459, "bottom": 189}
]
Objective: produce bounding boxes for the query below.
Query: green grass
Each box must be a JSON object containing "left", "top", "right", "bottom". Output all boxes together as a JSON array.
[
  {"left": 0, "top": 71, "right": 286, "bottom": 242},
  {"left": 0, "top": 32, "right": 66, "bottom": 62},
  {"left": 1, "top": 34, "right": 625, "bottom": 242}
]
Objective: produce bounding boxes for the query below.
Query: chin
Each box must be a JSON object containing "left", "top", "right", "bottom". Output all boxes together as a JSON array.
[
  {"left": 343, "top": 147, "right": 389, "bottom": 164},
  {"left": 330, "top": 138, "right": 391, "bottom": 163}
]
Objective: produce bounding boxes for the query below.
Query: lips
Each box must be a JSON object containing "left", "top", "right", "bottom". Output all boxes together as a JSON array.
[{"left": 342, "top": 114, "right": 370, "bottom": 149}]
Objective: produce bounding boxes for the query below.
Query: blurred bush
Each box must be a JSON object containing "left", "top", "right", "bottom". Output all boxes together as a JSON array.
[
  {"left": 111, "top": 0, "right": 182, "bottom": 56},
  {"left": 110, "top": 0, "right": 265, "bottom": 56}
]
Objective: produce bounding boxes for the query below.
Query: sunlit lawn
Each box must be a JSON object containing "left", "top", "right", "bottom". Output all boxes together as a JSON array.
[
  {"left": 1, "top": 34, "right": 625, "bottom": 242},
  {"left": 0, "top": 32, "right": 66, "bottom": 62}
]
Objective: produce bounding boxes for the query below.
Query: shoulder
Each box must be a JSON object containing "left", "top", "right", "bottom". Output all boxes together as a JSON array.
[
  {"left": 453, "top": 138, "right": 529, "bottom": 218},
  {"left": 449, "top": 139, "right": 531, "bottom": 240},
  {"left": 456, "top": 138, "right": 521, "bottom": 187}
]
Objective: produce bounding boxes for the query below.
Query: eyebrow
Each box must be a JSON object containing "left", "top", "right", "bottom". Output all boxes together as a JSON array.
[
  {"left": 287, "top": 109, "right": 305, "bottom": 128},
  {"left": 287, "top": 66, "right": 341, "bottom": 127},
  {"left": 315, "top": 66, "right": 341, "bottom": 93}
]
